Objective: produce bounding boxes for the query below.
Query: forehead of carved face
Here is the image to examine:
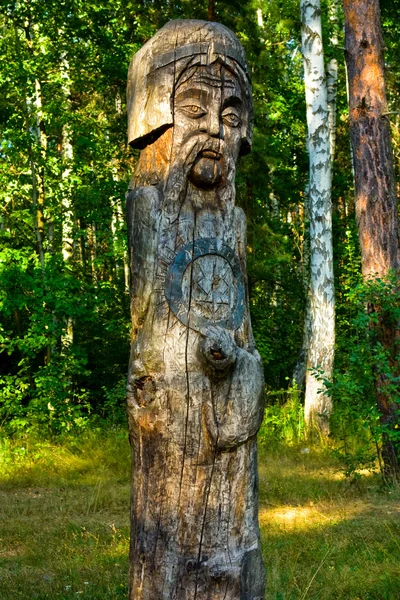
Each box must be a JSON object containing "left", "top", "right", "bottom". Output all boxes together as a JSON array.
[{"left": 173, "top": 63, "right": 245, "bottom": 181}]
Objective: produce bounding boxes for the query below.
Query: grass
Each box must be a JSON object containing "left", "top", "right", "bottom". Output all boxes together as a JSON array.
[
  {"left": 258, "top": 445, "right": 400, "bottom": 599},
  {"left": 0, "top": 429, "right": 130, "bottom": 599},
  {"left": 1, "top": 428, "right": 399, "bottom": 599}
]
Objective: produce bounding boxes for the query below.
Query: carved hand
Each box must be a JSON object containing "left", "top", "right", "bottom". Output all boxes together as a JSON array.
[{"left": 198, "top": 325, "right": 237, "bottom": 374}]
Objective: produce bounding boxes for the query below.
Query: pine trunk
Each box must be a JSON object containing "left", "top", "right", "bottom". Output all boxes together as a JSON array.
[{"left": 343, "top": 0, "right": 400, "bottom": 480}]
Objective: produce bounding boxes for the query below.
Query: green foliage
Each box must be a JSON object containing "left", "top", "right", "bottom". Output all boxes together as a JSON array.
[
  {"left": 0, "top": 1, "right": 136, "bottom": 432},
  {"left": 259, "top": 384, "right": 306, "bottom": 446},
  {"left": 317, "top": 273, "right": 400, "bottom": 479},
  {"left": 234, "top": 0, "right": 307, "bottom": 387},
  {"left": 0, "top": 246, "right": 129, "bottom": 433},
  {"left": 0, "top": 0, "right": 311, "bottom": 430},
  {"left": 1, "top": 0, "right": 399, "bottom": 457}
]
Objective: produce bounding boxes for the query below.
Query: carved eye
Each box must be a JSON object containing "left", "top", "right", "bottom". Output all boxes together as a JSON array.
[
  {"left": 180, "top": 104, "right": 207, "bottom": 118},
  {"left": 222, "top": 110, "right": 241, "bottom": 128}
]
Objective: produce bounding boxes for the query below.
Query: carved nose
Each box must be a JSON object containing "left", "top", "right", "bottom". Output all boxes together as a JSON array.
[{"left": 207, "top": 111, "right": 223, "bottom": 138}]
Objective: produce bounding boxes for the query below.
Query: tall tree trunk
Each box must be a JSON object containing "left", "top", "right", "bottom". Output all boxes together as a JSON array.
[
  {"left": 17, "top": 19, "right": 52, "bottom": 363},
  {"left": 327, "top": 0, "right": 339, "bottom": 173},
  {"left": 24, "top": 21, "right": 47, "bottom": 256},
  {"left": 32, "top": 77, "right": 46, "bottom": 240},
  {"left": 293, "top": 185, "right": 311, "bottom": 391},
  {"left": 60, "top": 51, "right": 74, "bottom": 348},
  {"left": 14, "top": 22, "right": 46, "bottom": 269},
  {"left": 343, "top": 0, "right": 400, "bottom": 480},
  {"left": 115, "top": 199, "right": 130, "bottom": 292},
  {"left": 300, "top": 0, "right": 335, "bottom": 436},
  {"left": 207, "top": 0, "right": 215, "bottom": 22},
  {"left": 88, "top": 223, "right": 97, "bottom": 283}
]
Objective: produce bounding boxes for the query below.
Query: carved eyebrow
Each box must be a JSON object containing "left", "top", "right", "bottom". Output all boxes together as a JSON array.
[
  {"left": 192, "top": 73, "right": 235, "bottom": 88},
  {"left": 222, "top": 95, "right": 243, "bottom": 110},
  {"left": 174, "top": 88, "right": 210, "bottom": 104}
]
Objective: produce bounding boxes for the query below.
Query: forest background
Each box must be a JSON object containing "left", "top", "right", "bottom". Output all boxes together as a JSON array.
[
  {"left": 1, "top": 0, "right": 400, "bottom": 478},
  {"left": 1, "top": 1, "right": 400, "bottom": 598}
]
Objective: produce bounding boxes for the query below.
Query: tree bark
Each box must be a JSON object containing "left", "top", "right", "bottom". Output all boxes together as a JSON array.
[
  {"left": 14, "top": 21, "right": 46, "bottom": 272},
  {"left": 327, "top": 0, "right": 339, "bottom": 172},
  {"left": 343, "top": 0, "right": 400, "bottom": 480},
  {"left": 300, "top": 0, "right": 335, "bottom": 436},
  {"left": 60, "top": 50, "right": 74, "bottom": 349},
  {"left": 208, "top": 0, "right": 215, "bottom": 22},
  {"left": 126, "top": 20, "right": 265, "bottom": 600},
  {"left": 292, "top": 183, "right": 310, "bottom": 392}
]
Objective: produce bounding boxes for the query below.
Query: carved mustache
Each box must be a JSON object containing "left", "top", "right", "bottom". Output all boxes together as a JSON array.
[
  {"left": 163, "top": 134, "right": 234, "bottom": 219},
  {"left": 200, "top": 149, "right": 222, "bottom": 160},
  {"left": 177, "top": 133, "right": 228, "bottom": 167}
]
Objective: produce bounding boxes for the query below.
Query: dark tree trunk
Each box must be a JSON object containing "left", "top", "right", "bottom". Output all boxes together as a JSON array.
[
  {"left": 208, "top": 0, "right": 215, "bottom": 22},
  {"left": 343, "top": 0, "right": 400, "bottom": 480}
]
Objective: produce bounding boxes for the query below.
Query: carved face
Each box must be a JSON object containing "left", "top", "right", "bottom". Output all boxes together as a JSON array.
[{"left": 173, "top": 63, "right": 244, "bottom": 189}]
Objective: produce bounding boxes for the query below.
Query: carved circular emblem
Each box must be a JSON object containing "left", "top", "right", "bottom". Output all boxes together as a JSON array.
[{"left": 165, "top": 238, "right": 245, "bottom": 333}]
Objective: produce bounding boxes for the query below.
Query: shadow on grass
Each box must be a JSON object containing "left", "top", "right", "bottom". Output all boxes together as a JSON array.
[
  {"left": 258, "top": 444, "right": 400, "bottom": 600},
  {"left": 1, "top": 432, "right": 399, "bottom": 599}
]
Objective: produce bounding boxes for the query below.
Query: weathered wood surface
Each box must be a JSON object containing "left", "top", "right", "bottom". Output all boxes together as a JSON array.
[{"left": 126, "top": 20, "right": 265, "bottom": 599}]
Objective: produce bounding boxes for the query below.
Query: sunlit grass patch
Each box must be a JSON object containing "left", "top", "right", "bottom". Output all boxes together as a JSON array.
[
  {"left": 0, "top": 427, "right": 130, "bottom": 488},
  {"left": 1, "top": 428, "right": 399, "bottom": 599},
  {"left": 258, "top": 444, "right": 400, "bottom": 599}
]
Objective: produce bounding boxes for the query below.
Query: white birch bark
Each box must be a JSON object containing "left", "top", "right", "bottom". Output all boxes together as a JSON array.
[
  {"left": 60, "top": 50, "right": 74, "bottom": 348},
  {"left": 25, "top": 77, "right": 45, "bottom": 270},
  {"left": 112, "top": 96, "right": 130, "bottom": 291},
  {"left": 88, "top": 223, "right": 98, "bottom": 283},
  {"left": 61, "top": 123, "right": 74, "bottom": 265},
  {"left": 116, "top": 199, "right": 130, "bottom": 292},
  {"left": 24, "top": 19, "right": 47, "bottom": 251},
  {"left": 300, "top": 0, "right": 335, "bottom": 435},
  {"left": 60, "top": 51, "right": 74, "bottom": 265}
]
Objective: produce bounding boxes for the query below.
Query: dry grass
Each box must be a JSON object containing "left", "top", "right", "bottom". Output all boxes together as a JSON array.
[{"left": 0, "top": 429, "right": 399, "bottom": 599}]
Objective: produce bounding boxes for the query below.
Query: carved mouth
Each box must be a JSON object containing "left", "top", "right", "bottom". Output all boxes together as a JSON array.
[{"left": 201, "top": 150, "right": 221, "bottom": 160}]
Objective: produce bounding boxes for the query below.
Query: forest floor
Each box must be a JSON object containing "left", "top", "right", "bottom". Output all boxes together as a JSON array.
[{"left": 0, "top": 428, "right": 399, "bottom": 600}]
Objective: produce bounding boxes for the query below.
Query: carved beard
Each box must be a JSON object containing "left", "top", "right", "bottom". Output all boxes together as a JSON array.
[{"left": 162, "top": 133, "right": 236, "bottom": 223}]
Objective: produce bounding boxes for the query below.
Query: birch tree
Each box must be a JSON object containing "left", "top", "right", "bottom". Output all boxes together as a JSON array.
[
  {"left": 60, "top": 49, "right": 74, "bottom": 349},
  {"left": 300, "top": 0, "right": 335, "bottom": 435}
]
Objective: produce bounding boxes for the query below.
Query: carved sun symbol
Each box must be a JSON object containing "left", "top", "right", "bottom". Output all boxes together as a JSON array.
[{"left": 182, "top": 255, "right": 236, "bottom": 321}]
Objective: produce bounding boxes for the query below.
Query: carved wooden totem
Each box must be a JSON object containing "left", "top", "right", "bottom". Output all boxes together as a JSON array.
[{"left": 126, "top": 20, "right": 265, "bottom": 600}]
